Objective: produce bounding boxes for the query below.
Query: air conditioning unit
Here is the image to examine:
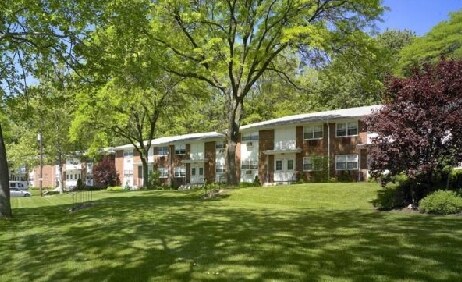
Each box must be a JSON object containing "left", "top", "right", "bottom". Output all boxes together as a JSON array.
[
  {"left": 218, "top": 149, "right": 225, "bottom": 154},
  {"left": 246, "top": 142, "right": 253, "bottom": 147},
  {"left": 246, "top": 170, "right": 253, "bottom": 175}
]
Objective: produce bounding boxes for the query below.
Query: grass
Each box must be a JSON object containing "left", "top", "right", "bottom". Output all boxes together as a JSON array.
[{"left": 1, "top": 183, "right": 461, "bottom": 281}]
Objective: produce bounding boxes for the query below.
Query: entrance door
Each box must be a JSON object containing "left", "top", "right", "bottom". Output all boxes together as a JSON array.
[
  {"left": 190, "top": 163, "right": 204, "bottom": 184},
  {"left": 274, "top": 155, "right": 295, "bottom": 183}
]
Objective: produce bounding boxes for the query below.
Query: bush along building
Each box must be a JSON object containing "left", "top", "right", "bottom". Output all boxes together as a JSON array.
[{"left": 112, "top": 105, "right": 381, "bottom": 188}]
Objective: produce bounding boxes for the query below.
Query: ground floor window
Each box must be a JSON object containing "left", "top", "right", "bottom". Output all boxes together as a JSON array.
[
  {"left": 174, "top": 166, "right": 186, "bottom": 177},
  {"left": 275, "top": 160, "right": 283, "bottom": 171},
  {"left": 335, "top": 155, "right": 358, "bottom": 170},
  {"left": 158, "top": 167, "right": 169, "bottom": 178},
  {"left": 215, "top": 164, "right": 225, "bottom": 173},
  {"left": 303, "top": 157, "right": 314, "bottom": 171}
]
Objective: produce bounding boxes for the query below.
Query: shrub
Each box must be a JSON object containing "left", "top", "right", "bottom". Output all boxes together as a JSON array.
[
  {"left": 373, "top": 184, "right": 406, "bottom": 210},
  {"left": 146, "top": 170, "right": 162, "bottom": 189},
  {"left": 93, "top": 157, "right": 119, "bottom": 188},
  {"left": 106, "top": 186, "right": 125, "bottom": 192},
  {"left": 253, "top": 176, "right": 261, "bottom": 187},
  {"left": 449, "top": 169, "right": 462, "bottom": 190},
  {"left": 419, "top": 190, "right": 462, "bottom": 215}
]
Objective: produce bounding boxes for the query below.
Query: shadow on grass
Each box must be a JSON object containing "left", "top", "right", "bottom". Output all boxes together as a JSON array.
[{"left": 1, "top": 191, "right": 462, "bottom": 281}]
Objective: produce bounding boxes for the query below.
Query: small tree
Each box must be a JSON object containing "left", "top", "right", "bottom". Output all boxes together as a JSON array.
[
  {"left": 93, "top": 157, "right": 119, "bottom": 188},
  {"left": 366, "top": 59, "right": 462, "bottom": 203}
]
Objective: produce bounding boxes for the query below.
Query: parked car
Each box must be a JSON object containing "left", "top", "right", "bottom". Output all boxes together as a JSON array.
[
  {"left": 9, "top": 181, "right": 29, "bottom": 191},
  {"left": 10, "top": 187, "right": 31, "bottom": 197}
]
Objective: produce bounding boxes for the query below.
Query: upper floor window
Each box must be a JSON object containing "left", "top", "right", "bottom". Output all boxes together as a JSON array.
[
  {"left": 335, "top": 155, "right": 358, "bottom": 170},
  {"left": 336, "top": 122, "right": 358, "bottom": 137},
  {"left": 156, "top": 146, "right": 169, "bottom": 156},
  {"left": 242, "top": 132, "right": 259, "bottom": 141},
  {"left": 215, "top": 142, "right": 225, "bottom": 149},
  {"left": 123, "top": 151, "right": 133, "bottom": 157},
  {"left": 175, "top": 144, "right": 186, "bottom": 155},
  {"left": 304, "top": 124, "right": 323, "bottom": 140}
]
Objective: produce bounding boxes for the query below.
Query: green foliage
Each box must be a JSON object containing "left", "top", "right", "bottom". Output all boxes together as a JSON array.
[
  {"left": 449, "top": 169, "right": 462, "bottom": 190},
  {"left": 311, "top": 156, "right": 330, "bottom": 183},
  {"left": 419, "top": 190, "right": 462, "bottom": 215},
  {"left": 76, "top": 179, "right": 85, "bottom": 191},
  {"left": 106, "top": 186, "right": 126, "bottom": 192},
  {"left": 146, "top": 170, "right": 162, "bottom": 190},
  {"left": 398, "top": 10, "right": 462, "bottom": 74},
  {"left": 373, "top": 184, "right": 406, "bottom": 211},
  {"left": 253, "top": 176, "right": 261, "bottom": 187}
]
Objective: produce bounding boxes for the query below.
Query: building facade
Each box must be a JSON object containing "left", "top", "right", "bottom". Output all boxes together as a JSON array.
[
  {"left": 111, "top": 105, "right": 380, "bottom": 188},
  {"left": 29, "top": 105, "right": 381, "bottom": 188}
]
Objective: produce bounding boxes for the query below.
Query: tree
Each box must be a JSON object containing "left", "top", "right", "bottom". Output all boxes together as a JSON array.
[
  {"left": 365, "top": 59, "right": 462, "bottom": 203},
  {"left": 398, "top": 10, "right": 462, "bottom": 74},
  {"left": 0, "top": 0, "right": 108, "bottom": 217},
  {"left": 93, "top": 156, "right": 119, "bottom": 188},
  {"left": 71, "top": 0, "right": 207, "bottom": 188},
  {"left": 153, "top": 0, "right": 383, "bottom": 185},
  {"left": 312, "top": 29, "right": 415, "bottom": 109}
]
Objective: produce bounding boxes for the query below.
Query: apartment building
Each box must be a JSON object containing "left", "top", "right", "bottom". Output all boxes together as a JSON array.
[
  {"left": 112, "top": 105, "right": 380, "bottom": 188},
  {"left": 114, "top": 132, "right": 226, "bottom": 188},
  {"left": 28, "top": 105, "right": 380, "bottom": 188},
  {"left": 239, "top": 105, "right": 381, "bottom": 185}
]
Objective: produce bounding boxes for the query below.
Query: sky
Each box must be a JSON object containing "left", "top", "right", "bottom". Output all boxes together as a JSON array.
[{"left": 378, "top": 0, "right": 462, "bottom": 35}]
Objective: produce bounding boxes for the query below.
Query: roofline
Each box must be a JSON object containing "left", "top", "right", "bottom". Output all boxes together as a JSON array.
[
  {"left": 240, "top": 105, "right": 382, "bottom": 132},
  {"left": 114, "top": 131, "right": 226, "bottom": 150}
]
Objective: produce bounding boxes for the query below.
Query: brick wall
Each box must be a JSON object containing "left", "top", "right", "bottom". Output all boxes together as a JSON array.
[{"left": 258, "top": 130, "right": 274, "bottom": 183}]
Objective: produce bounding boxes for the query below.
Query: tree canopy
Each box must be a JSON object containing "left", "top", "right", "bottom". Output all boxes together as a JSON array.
[
  {"left": 152, "top": 0, "right": 384, "bottom": 184},
  {"left": 366, "top": 59, "right": 462, "bottom": 202},
  {"left": 398, "top": 10, "right": 462, "bottom": 74}
]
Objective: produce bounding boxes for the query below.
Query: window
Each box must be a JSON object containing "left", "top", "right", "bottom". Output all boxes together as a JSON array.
[
  {"left": 336, "top": 122, "right": 358, "bottom": 137},
  {"left": 191, "top": 168, "right": 196, "bottom": 176},
  {"left": 174, "top": 166, "right": 186, "bottom": 177},
  {"left": 335, "top": 155, "right": 358, "bottom": 170},
  {"left": 123, "top": 170, "right": 133, "bottom": 176},
  {"left": 156, "top": 146, "right": 169, "bottom": 156},
  {"left": 275, "top": 160, "right": 283, "bottom": 171},
  {"left": 199, "top": 168, "right": 204, "bottom": 176},
  {"left": 241, "top": 159, "right": 258, "bottom": 170},
  {"left": 123, "top": 151, "right": 133, "bottom": 157},
  {"left": 175, "top": 144, "right": 186, "bottom": 155},
  {"left": 287, "top": 160, "right": 294, "bottom": 170},
  {"left": 242, "top": 132, "right": 259, "bottom": 141},
  {"left": 158, "top": 167, "right": 169, "bottom": 178},
  {"left": 216, "top": 164, "right": 225, "bottom": 173},
  {"left": 304, "top": 124, "right": 323, "bottom": 140},
  {"left": 303, "top": 157, "right": 313, "bottom": 171}
]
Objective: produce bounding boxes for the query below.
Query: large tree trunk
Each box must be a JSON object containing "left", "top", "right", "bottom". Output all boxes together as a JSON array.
[
  {"left": 141, "top": 155, "right": 149, "bottom": 189},
  {"left": 226, "top": 97, "right": 243, "bottom": 186},
  {"left": 0, "top": 124, "right": 12, "bottom": 218}
]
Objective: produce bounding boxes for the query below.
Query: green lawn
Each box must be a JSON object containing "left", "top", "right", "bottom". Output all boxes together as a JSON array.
[{"left": 1, "top": 183, "right": 461, "bottom": 281}]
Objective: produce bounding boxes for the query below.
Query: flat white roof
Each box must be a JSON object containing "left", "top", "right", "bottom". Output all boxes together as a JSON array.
[
  {"left": 114, "top": 131, "right": 225, "bottom": 150},
  {"left": 240, "top": 105, "right": 382, "bottom": 132}
]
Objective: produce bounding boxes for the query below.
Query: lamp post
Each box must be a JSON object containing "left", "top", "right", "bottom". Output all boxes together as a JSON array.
[{"left": 38, "top": 132, "right": 43, "bottom": 197}]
